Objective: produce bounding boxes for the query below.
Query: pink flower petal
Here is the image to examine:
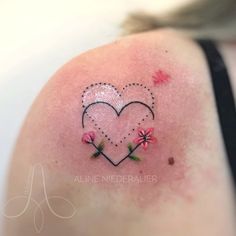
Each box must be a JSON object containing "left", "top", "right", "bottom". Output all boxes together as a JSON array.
[
  {"left": 82, "top": 131, "right": 96, "bottom": 144},
  {"left": 148, "top": 137, "right": 157, "bottom": 143},
  {"left": 82, "top": 134, "right": 88, "bottom": 144},
  {"left": 142, "top": 141, "right": 148, "bottom": 150},
  {"left": 138, "top": 128, "right": 145, "bottom": 136},
  {"left": 88, "top": 131, "right": 95, "bottom": 141},
  {"left": 133, "top": 137, "right": 144, "bottom": 144},
  {"left": 145, "top": 127, "right": 154, "bottom": 136}
]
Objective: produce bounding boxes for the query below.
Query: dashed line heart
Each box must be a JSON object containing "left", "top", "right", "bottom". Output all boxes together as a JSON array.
[{"left": 81, "top": 83, "right": 155, "bottom": 146}]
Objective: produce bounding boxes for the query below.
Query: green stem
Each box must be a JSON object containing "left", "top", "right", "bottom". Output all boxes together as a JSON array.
[{"left": 90, "top": 142, "right": 142, "bottom": 167}]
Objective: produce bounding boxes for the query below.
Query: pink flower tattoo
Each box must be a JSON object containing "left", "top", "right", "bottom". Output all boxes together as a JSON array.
[
  {"left": 82, "top": 128, "right": 157, "bottom": 166},
  {"left": 82, "top": 131, "right": 96, "bottom": 144},
  {"left": 152, "top": 70, "right": 170, "bottom": 85},
  {"left": 133, "top": 128, "right": 157, "bottom": 150}
]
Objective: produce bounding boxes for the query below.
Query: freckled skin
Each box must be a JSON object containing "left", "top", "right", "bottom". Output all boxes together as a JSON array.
[{"left": 4, "top": 30, "right": 236, "bottom": 236}]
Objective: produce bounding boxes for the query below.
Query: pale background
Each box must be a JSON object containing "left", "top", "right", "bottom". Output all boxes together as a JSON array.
[{"left": 0, "top": 0, "right": 188, "bottom": 222}]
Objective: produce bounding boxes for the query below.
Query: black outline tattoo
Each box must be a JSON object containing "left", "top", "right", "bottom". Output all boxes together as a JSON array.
[
  {"left": 82, "top": 101, "right": 155, "bottom": 128},
  {"left": 82, "top": 83, "right": 155, "bottom": 145},
  {"left": 81, "top": 83, "right": 156, "bottom": 166},
  {"left": 90, "top": 142, "right": 142, "bottom": 167}
]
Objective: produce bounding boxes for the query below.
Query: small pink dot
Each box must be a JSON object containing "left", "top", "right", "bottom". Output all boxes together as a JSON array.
[{"left": 152, "top": 70, "right": 170, "bottom": 86}]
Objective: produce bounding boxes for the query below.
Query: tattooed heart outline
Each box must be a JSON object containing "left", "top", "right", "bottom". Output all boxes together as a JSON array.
[
  {"left": 82, "top": 101, "right": 155, "bottom": 128},
  {"left": 81, "top": 83, "right": 155, "bottom": 145},
  {"left": 81, "top": 83, "right": 156, "bottom": 165}
]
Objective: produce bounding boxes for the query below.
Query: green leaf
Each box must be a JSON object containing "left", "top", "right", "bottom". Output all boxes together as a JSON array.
[
  {"left": 127, "top": 143, "right": 133, "bottom": 152},
  {"left": 129, "top": 155, "right": 141, "bottom": 161},
  {"left": 91, "top": 151, "right": 101, "bottom": 158},
  {"left": 97, "top": 141, "right": 104, "bottom": 152}
]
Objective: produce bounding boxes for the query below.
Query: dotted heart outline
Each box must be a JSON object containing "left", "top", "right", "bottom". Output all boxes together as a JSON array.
[{"left": 81, "top": 82, "right": 155, "bottom": 146}]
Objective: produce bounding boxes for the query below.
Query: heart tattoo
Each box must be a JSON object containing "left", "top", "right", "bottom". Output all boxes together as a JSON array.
[{"left": 81, "top": 82, "right": 157, "bottom": 166}]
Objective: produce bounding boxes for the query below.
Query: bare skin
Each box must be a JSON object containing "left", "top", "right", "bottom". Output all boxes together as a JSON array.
[{"left": 2, "top": 30, "right": 236, "bottom": 236}]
